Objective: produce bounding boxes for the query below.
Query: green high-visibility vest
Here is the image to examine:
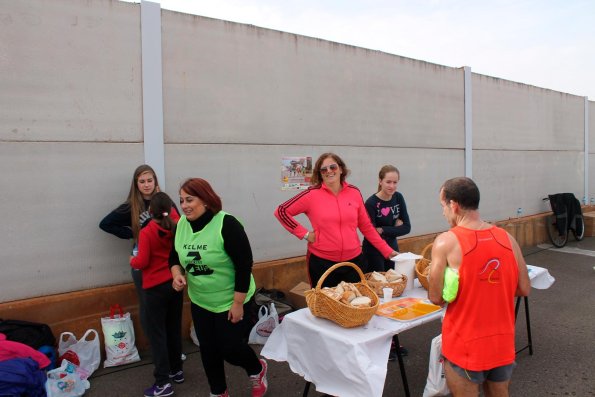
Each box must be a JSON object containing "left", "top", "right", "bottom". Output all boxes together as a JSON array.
[{"left": 175, "top": 211, "right": 255, "bottom": 312}]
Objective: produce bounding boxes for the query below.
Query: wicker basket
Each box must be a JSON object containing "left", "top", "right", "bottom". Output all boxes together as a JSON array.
[
  {"left": 304, "top": 262, "right": 379, "bottom": 328},
  {"left": 415, "top": 243, "right": 432, "bottom": 290},
  {"left": 364, "top": 272, "right": 407, "bottom": 297}
]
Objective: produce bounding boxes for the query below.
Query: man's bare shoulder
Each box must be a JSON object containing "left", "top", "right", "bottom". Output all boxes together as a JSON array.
[{"left": 434, "top": 230, "right": 458, "bottom": 250}]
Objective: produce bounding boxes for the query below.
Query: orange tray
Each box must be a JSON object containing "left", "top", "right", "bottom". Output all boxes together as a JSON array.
[{"left": 376, "top": 297, "right": 442, "bottom": 322}]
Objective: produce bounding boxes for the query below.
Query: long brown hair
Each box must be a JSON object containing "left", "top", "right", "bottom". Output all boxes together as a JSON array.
[
  {"left": 179, "top": 178, "right": 223, "bottom": 213},
  {"left": 126, "top": 164, "right": 160, "bottom": 240},
  {"left": 310, "top": 152, "right": 350, "bottom": 186}
]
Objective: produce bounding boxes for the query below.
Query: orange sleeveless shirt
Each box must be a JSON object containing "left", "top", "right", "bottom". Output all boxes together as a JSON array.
[{"left": 442, "top": 225, "right": 519, "bottom": 371}]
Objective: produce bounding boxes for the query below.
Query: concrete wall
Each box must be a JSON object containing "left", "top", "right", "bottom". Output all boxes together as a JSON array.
[
  {"left": 0, "top": 0, "right": 146, "bottom": 302},
  {"left": 472, "top": 76, "right": 586, "bottom": 222},
  {"left": 589, "top": 101, "right": 595, "bottom": 202},
  {"left": 161, "top": 12, "right": 464, "bottom": 261},
  {"left": 0, "top": 0, "right": 592, "bottom": 303}
]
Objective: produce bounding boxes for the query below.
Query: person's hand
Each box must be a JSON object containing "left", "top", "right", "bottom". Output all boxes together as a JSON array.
[
  {"left": 376, "top": 227, "right": 383, "bottom": 234},
  {"left": 228, "top": 301, "right": 244, "bottom": 323},
  {"left": 172, "top": 274, "right": 186, "bottom": 292},
  {"left": 395, "top": 219, "right": 404, "bottom": 226},
  {"left": 306, "top": 231, "right": 316, "bottom": 243},
  {"left": 388, "top": 251, "right": 399, "bottom": 259}
]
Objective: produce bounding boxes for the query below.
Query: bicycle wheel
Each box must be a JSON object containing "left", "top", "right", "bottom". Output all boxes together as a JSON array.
[
  {"left": 572, "top": 214, "right": 585, "bottom": 241},
  {"left": 546, "top": 214, "right": 568, "bottom": 247}
]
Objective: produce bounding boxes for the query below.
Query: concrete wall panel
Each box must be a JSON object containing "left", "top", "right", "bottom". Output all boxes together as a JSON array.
[
  {"left": 161, "top": 12, "right": 464, "bottom": 149},
  {"left": 474, "top": 150, "right": 583, "bottom": 223},
  {"left": 0, "top": 0, "right": 142, "bottom": 142},
  {"left": 590, "top": 101, "right": 595, "bottom": 154},
  {"left": 0, "top": 142, "right": 145, "bottom": 301},
  {"left": 473, "top": 75, "right": 584, "bottom": 151}
]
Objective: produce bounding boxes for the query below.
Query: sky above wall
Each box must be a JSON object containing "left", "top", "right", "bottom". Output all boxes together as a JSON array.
[{"left": 135, "top": 0, "right": 595, "bottom": 100}]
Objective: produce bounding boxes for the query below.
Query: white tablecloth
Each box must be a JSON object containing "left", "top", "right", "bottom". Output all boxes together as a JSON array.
[
  {"left": 261, "top": 265, "right": 554, "bottom": 397},
  {"left": 262, "top": 287, "right": 443, "bottom": 397}
]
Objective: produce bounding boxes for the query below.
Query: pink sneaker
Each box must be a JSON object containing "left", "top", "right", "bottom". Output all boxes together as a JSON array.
[
  {"left": 209, "top": 390, "right": 229, "bottom": 397},
  {"left": 249, "top": 359, "right": 268, "bottom": 397}
]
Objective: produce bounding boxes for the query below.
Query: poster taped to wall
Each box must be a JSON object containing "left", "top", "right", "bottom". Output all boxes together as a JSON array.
[{"left": 281, "top": 156, "right": 312, "bottom": 190}]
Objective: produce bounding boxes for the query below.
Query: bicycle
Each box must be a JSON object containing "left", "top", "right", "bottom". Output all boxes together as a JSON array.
[{"left": 542, "top": 194, "right": 585, "bottom": 248}]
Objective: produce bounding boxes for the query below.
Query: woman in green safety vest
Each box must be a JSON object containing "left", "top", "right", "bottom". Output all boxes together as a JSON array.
[{"left": 169, "top": 178, "right": 268, "bottom": 397}]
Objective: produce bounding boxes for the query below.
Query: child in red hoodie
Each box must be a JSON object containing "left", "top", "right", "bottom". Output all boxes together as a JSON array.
[{"left": 130, "top": 192, "right": 183, "bottom": 397}]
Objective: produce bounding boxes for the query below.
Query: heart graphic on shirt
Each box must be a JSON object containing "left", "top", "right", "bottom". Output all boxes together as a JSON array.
[{"left": 381, "top": 207, "right": 390, "bottom": 216}]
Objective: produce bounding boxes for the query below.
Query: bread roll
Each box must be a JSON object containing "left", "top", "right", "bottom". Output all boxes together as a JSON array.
[
  {"left": 385, "top": 269, "right": 403, "bottom": 282},
  {"left": 340, "top": 290, "right": 356, "bottom": 304},
  {"left": 350, "top": 296, "right": 372, "bottom": 307},
  {"left": 370, "top": 271, "right": 388, "bottom": 283}
]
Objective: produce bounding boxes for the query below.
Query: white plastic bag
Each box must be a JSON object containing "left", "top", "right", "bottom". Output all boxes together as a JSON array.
[
  {"left": 248, "top": 302, "right": 279, "bottom": 345},
  {"left": 101, "top": 304, "right": 140, "bottom": 368},
  {"left": 46, "top": 359, "right": 90, "bottom": 397},
  {"left": 57, "top": 329, "right": 100, "bottom": 378},
  {"left": 423, "top": 334, "right": 450, "bottom": 397}
]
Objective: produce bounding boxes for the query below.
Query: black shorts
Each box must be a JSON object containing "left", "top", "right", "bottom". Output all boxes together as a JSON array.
[{"left": 446, "top": 358, "right": 516, "bottom": 384}]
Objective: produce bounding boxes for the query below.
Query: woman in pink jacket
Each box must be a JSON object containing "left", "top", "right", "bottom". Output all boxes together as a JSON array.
[{"left": 275, "top": 152, "right": 398, "bottom": 287}]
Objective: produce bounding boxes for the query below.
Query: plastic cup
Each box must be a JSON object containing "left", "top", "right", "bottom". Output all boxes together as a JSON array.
[{"left": 382, "top": 287, "right": 393, "bottom": 302}]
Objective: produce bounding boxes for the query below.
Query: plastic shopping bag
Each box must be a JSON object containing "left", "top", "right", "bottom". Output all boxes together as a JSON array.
[
  {"left": 422, "top": 334, "right": 450, "bottom": 397},
  {"left": 248, "top": 302, "right": 279, "bottom": 345},
  {"left": 46, "top": 359, "right": 90, "bottom": 397},
  {"left": 101, "top": 304, "right": 140, "bottom": 368},
  {"left": 57, "top": 329, "right": 100, "bottom": 378}
]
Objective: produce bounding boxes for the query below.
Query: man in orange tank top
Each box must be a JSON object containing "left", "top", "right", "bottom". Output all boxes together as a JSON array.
[{"left": 429, "top": 177, "right": 531, "bottom": 397}]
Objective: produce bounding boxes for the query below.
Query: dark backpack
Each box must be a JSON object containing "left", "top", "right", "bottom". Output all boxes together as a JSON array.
[{"left": 0, "top": 319, "right": 56, "bottom": 349}]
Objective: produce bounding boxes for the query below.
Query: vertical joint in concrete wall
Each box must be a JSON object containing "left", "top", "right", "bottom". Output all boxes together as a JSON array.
[
  {"left": 141, "top": 0, "right": 166, "bottom": 189},
  {"left": 464, "top": 66, "right": 473, "bottom": 179},
  {"left": 585, "top": 96, "right": 589, "bottom": 204}
]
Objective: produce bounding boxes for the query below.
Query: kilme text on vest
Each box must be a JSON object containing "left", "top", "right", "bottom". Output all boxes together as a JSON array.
[{"left": 183, "top": 243, "right": 208, "bottom": 250}]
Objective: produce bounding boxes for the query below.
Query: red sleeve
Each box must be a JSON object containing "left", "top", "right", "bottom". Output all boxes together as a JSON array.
[
  {"left": 130, "top": 225, "right": 152, "bottom": 270},
  {"left": 274, "top": 189, "right": 311, "bottom": 239}
]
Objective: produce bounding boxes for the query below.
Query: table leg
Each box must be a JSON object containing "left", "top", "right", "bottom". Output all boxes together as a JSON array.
[
  {"left": 393, "top": 334, "right": 410, "bottom": 397},
  {"left": 302, "top": 381, "right": 311, "bottom": 396},
  {"left": 515, "top": 296, "right": 533, "bottom": 355}
]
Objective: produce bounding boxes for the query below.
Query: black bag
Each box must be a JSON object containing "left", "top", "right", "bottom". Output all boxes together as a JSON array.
[
  {"left": 0, "top": 319, "right": 56, "bottom": 349},
  {"left": 253, "top": 288, "right": 295, "bottom": 317}
]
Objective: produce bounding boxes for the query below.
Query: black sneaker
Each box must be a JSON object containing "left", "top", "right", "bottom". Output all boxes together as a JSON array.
[{"left": 169, "top": 370, "right": 184, "bottom": 384}]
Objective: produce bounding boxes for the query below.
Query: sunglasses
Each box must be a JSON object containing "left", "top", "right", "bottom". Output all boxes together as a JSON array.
[{"left": 320, "top": 164, "right": 339, "bottom": 174}]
